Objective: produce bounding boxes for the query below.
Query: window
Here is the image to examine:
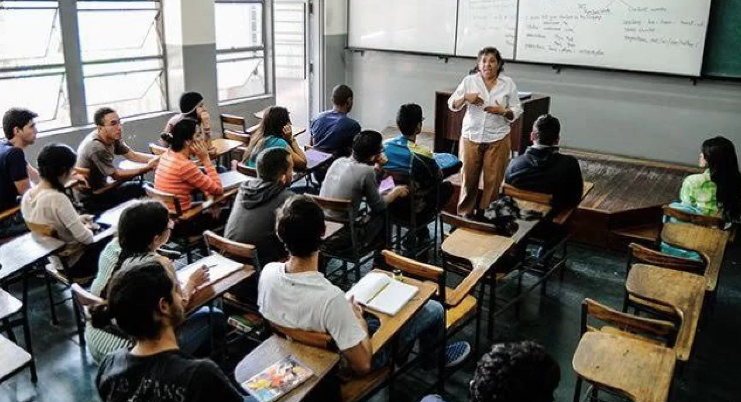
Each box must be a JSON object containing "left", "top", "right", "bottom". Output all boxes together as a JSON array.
[
  {"left": 77, "top": 1, "right": 166, "bottom": 121},
  {"left": 215, "top": 1, "right": 267, "bottom": 102},
  {"left": 0, "top": 1, "right": 70, "bottom": 133}
]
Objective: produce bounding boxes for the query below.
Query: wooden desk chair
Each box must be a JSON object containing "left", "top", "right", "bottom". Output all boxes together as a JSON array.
[
  {"left": 308, "top": 195, "right": 382, "bottom": 284},
  {"left": 220, "top": 114, "right": 249, "bottom": 142},
  {"left": 148, "top": 142, "right": 168, "bottom": 156},
  {"left": 0, "top": 288, "right": 36, "bottom": 383},
  {"left": 623, "top": 243, "right": 706, "bottom": 316},
  {"left": 0, "top": 206, "right": 23, "bottom": 245},
  {"left": 25, "top": 221, "right": 96, "bottom": 325},
  {"left": 573, "top": 298, "right": 676, "bottom": 402},
  {"left": 386, "top": 171, "right": 441, "bottom": 259},
  {"left": 70, "top": 283, "right": 104, "bottom": 347},
  {"left": 269, "top": 321, "right": 391, "bottom": 402},
  {"left": 143, "top": 184, "right": 203, "bottom": 263},
  {"left": 662, "top": 205, "right": 724, "bottom": 228},
  {"left": 235, "top": 162, "right": 258, "bottom": 178}
]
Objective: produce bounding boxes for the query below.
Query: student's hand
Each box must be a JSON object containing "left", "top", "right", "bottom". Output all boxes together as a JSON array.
[
  {"left": 191, "top": 140, "right": 211, "bottom": 161},
  {"left": 186, "top": 266, "right": 210, "bottom": 293},
  {"left": 349, "top": 296, "right": 364, "bottom": 320},
  {"left": 146, "top": 157, "right": 159, "bottom": 171},
  {"left": 282, "top": 124, "right": 293, "bottom": 140},
  {"left": 464, "top": 93, "right": 484, "bottom": 106},
  {"left": 200, "top": 111, "right": 211, "bottom": 128},
  {"left": 80, "top": 214, "right": 95, "bottom": 224},
  {"left": 390, "top": 185, "right": 409, "bottom": 200}
]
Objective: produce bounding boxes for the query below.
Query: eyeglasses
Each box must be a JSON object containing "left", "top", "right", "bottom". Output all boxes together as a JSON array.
[{"left": 103, "top": 120, "right": 121, "bottom": 127}]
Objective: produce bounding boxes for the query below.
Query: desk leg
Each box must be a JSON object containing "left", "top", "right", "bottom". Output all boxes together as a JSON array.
[
  {"left": 487, "top": 274, "right": 496, "bottom": 341},
  {"left": 22, "top": 271, "right": 38, "bottom": 382}
]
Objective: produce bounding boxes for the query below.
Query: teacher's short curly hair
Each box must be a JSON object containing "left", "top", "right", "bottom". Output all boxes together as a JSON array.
[
  {"left": 472, "top": 47, "right": 505, "bottom": 75},
  {"left": 470, "top": 341, "right": 560, "bottom": 402}
]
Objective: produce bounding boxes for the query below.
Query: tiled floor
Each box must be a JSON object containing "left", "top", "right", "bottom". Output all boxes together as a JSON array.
[{"left": 2, "top": 241, "right": 740, "bottom": 402}]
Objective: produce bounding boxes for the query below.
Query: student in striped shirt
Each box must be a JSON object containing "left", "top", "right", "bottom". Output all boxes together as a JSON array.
[
  {"left": 241, "top": 106, "right": 307, "bottom": 170},
  {"left": 155, "top": 119, "right": 223, "bottom": 212}
]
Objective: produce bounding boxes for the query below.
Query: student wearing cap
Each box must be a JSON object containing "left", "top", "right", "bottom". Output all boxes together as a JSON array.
[{"left": 163, "top": 92, "right": 212, "bottom": 142}]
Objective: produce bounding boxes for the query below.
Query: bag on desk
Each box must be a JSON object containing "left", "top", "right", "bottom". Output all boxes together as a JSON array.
[{"left": 479, "top": 196, "right": 520, "bottom": 236}]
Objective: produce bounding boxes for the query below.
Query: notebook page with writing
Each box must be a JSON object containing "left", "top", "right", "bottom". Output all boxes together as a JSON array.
[{"left": 177, "top": 254, "right": 242, "bottom": 290}]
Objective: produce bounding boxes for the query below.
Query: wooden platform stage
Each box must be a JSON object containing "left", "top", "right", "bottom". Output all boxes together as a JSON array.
[{"left": 380, "top": 129, "right": 698, "bottom": 249}]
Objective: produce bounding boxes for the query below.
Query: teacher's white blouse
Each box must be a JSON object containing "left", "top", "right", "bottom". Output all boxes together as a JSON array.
[{"left": 448, "top": 74, "right": 523, "bottom": 144}]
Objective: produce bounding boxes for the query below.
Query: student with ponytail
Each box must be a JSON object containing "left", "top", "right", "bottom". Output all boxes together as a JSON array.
[{"left": 87, "top": 200, "right": 226, "bottom": 361}]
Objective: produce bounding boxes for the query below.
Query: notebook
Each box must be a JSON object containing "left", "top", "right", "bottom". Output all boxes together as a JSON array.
[
  {"left": 242, "top": 355, "right": 314, "bottom": 402},
  {"left": 378, "top": 176, "right": 395, "bottom": 194},
  {"left": 219, "top": 170, "right": 250, "bottom": 191},
  {"left": 346, "top": 272, "right": 418, "bottom": 316},
  {"left": 176, "top": 253, "right": 243, "bottom": 290},
  {"left": 305, "top": 148, "right": 333, "bottom": 169}
]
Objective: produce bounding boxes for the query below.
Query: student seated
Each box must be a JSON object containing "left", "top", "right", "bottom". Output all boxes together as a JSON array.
[
  {"left": 21, "top": 144, "right": 103, "bottom": 278},
  {"left": 225, "top": 147, "right": 294, "bottom": 264},
  {"left": 258, "top": 195, "right": 471, "bottom": 375},
  {"left": 662, "top": 136, "right": 741, "bottom": 259},
  {"left": 0, "top": 108, "right": 39, "bottom": 237},
  {"left": 421, "top": 341, "right": 560, "bottom": 402},
  {"left": 76, "top": 107, "right": 158, "bottom": 213},
  {"left": 320, "top": 130, "right": 408, "bottom": 251},
  {"left": 89, "top": 200, "right": 225, "bottom": 361},
  {"left": 310, "top": 84, "right": 361, "bottom": 157},
  {"left": 163, "top": 91, "right": 212, "bottom": 142},
  {"left": 505, "top": 114, "right": 583, "bottom": 212},
  {"left": 155, "top": 119, "right": 224, "bottom": 212},
  {"left": 241, "top": 106, "right": 307, "bottom": 170},
  {"left": 93, "top": 261, "right": 247, "bottom": 402},
  {"left": 384, "top": 103, "right": 455, "bottom": 240}
]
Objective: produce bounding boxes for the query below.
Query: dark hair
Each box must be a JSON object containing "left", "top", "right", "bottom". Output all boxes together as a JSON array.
[
  {"left": 352, "top": 130, "right": 383, "bottom": 163},
  {"left": 37, "top": 143, "right": 77, "bottom": 192},
  {"left": 114, "top": 200, "right": 170, "bottom": 273},
  {"left": 533, "top": 114, "right": 561, "bottom": 146},
  {"left": 470, "top": 341, "right": 560, "bottom": 402},
  {"left": 396, "top": 104, "right": 423, "bottom": 137},
  {"left": 332, "top": 85, "right": 354, "bottom": 107},
  {"left": 702, "top": 136, "right": 741, "bottom": 222},
  {"left": 276, "top": 195, "right": 325, "bottom": 258},
  {"left": 3, "top": 108, "right": 38, "bottom": 139},
  {"left": 471, "top": 47, "right": 505, "bottom": 75},
  {"left": 260, "top": 106, "right": 291, "bottom": 138},
  {"left": 94, "top": 107, "right": 116, "bottom": 127},
  {"left": 257, "top": 147, "right": 291, "bottom": 182},
  {"left": 160, "top": 118, "right": 198, "bottom": 151},
  {"left": 90, "top": 261, "right": 176, "bottom": 340}
]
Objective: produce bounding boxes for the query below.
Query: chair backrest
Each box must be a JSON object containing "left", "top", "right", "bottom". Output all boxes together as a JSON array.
[
  {"left": 440, "top": 211, "right": 498, "bottom": 234},
  {"left": 662, "top": 205, "right": 723, "bottom": 228},
  {"left": 203, "top": 230, "right": 261, "bottom": 270},
  {"left": 25, "top": 221, "right": 57, "bottom": 238},
  {"left": 220, "top": 113, "right": 248, "bottom": 139},
  {"left": 501, "top": 183, "right": 553, "bottom": 205},
  {"left": 143, "top": 184, "right": 182, "bottom": 217},
  {"left": 581, "top": 298, "right": 676, "bottom": 343},
  {"left": 0, "top": 206, "right": 20, "bottom": 223},
  {"left": 71, "top": 283, "right": 104, "bottom": 307},
  {"left": 269, "top": 321, "right": 336, "bottom": 350},
  {"left": 381, "top": 249, "right": 444, "bottom": 282},
  {"left": 235, "top": 162, "right": 258, "bottom": 178},
  {"left": 306, "top": 194, "right": 354, "bottom": 223},
  {"left": 148, "top": 143, "right": 168, "bottom": 156},
  {"left": 628, "top": 243, "right": 705, "bottom": 275}
]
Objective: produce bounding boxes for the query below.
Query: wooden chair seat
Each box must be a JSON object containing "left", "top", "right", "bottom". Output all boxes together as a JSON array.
[
  {"left": 340, "top": 366, "right": 391, "bottom": 402},
  {"left": 445, "top": 292, "right": 477, "bottom": 331},
  {"left": 44, "top": 263, "right": 94, "bottom": 286},
  {"left": 0, "top": 335, "right": 32, "bottom": 383}
]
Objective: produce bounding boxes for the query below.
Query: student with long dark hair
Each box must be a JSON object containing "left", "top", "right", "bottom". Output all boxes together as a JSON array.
[
  {"left": 93, "top": 261, "right": 246, "bottom": 402},
  {"left": 21, "top": 143, "right": 101, "bottom": 278},
  {"left": 241, "top": 106, "right": 307, "bottom": 169},
  {"left": 87, "top": 200, "right": 225, "bottom": 361}
]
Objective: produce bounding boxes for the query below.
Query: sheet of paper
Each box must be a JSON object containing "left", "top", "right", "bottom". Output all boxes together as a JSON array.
[
  {"left": 177, "top": 253, "right": 243, "bottom": 289},
  {"left": 366, "top": 278, "right": 419, "bottom": 316}
]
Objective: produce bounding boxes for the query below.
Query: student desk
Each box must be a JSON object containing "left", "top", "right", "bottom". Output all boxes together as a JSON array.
[
  {"left": 292, "top": 148, "right": 333, "bottom": 184},
  {"left": 660, "top": 222, "right": 729, "bottom": 293},
  {"left": 235, "top": 335, "right": 340, "bottom": 402},
  {"left": 626, "top": 264, "right": 705, "bottom": 361},
  {"left": 177, "top": 254, "right": 256, "bottom": 314},
  {"left": 0, "top": 233, "right": 65, "bottom": 282}
]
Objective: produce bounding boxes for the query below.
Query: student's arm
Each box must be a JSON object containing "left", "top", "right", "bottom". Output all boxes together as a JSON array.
[
  {"left": 56, "top": 194, "right": 94, "bottom": 245},
  {"left": 362, "top": 170, "right": 388, "bottom": 212},
  {"left": 123, "top": 149, "right": 157, "bottom": 163},
  {"left": 184, "top": 141, "right": 224, "bottom": 196},
  {"left": 26, "top": 164, "right": 39, "bottom": 185},
  {"left": 564, "top": 159, "right": 584, "bottom": 209},
  {"left": 91, "top": 150, "right": 152, "bottom": 182},
  {"left": 287, "top": 137, "right": 308, "bottom": 170},
  {"left": 192, "top": 360, "right": 248, "bottom": 402},
  {"left": 326, "top": 296, "right": 373, "bottom": 375},
  {"left": 7, "top": 149, "right": 30, "bottom": 196}
]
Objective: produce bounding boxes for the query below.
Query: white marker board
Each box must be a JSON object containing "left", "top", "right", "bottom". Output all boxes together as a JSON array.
[
  {"left": 348, "top": 0, "right": 458, "bottom": 55},
  {"left": 515, "top": 0, "right": 712, "bottom": 76},
  {"left": 455, "top": 0, "right": 518, "bottom": 59}
]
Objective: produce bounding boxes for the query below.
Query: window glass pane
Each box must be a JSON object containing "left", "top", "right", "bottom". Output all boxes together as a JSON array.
[
  {"left": 78, "top": 2, "right": 162, "bottom": 61},
  {"left": 215, "top": 3, "right": 263, "bottom": 50},
  {"left": 0, "top": 2, "right": 64, "bottom": 68},
  {"left": 84, "top": 61, "right": 165, "bottom": 120},
  {"left": 0, "top": 71, "right": 71, "bottom": 133},
  {"left": 217, "top": 53, "right": 266, "bottom": 101}
]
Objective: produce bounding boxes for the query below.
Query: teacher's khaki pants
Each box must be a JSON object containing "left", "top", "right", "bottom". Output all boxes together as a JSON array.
[{"left": 457, "top": 136, "right": 511, "bottom": 216}]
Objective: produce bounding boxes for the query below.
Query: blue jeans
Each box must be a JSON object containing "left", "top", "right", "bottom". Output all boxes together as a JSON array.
[
  {"left": 420, "top": 395, "right": 446, "bottom": 402},
  {"left": 176, "top": 306, "right": 227, "bottom": 356},
  {"left": 368, "top": 300, "right": 445, "bottom": 369}
]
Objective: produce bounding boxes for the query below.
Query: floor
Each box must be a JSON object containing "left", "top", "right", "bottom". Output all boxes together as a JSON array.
[{"left": 2, "top": 238, "right": 740, "bottom": 402}]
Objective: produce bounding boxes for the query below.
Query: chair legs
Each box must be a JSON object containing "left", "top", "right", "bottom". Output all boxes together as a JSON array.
[
  {"left": 72, "top": 299, "right": 86, "bottom": 347},
  {"left": 573, "top": 377, "right": 583, "bottom": 402},
  {"left": 44, "top": 269, "right": 59, "bottom": 325}
]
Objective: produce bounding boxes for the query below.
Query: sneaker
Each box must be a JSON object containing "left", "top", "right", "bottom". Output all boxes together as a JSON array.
[{"left": 444, "top": 341, "right": 471, "bottom": 368}]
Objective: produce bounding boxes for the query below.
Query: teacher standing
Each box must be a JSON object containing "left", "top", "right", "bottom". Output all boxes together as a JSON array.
[{"left": 448, "top": 47, "right": 523, "bottom": 216}]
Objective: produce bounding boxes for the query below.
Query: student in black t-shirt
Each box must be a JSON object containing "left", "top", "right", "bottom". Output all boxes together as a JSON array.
[
  {"left": 92, "top": 260, "right": 249, "bottom": 402},
  {"left": 0, "top": 108, "right": 39, "bottom": 237}
]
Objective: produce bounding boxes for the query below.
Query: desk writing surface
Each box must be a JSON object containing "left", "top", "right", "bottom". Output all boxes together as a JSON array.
[
  {"left": 210, "top": 138, "right": 243, "bottom": 158},
  {"left": 96, "top": 199, "right": 141, "bottom": 227},
  {"left": 235, "top": 335, "right": 340, "bottom": 402},
  {"left": 0, "top": 233, "right": 65, "bottom": 281},
  {"left": 183, "top": 257, "right": 254, "bottom": 314},
  {"left": 441, "top": 229, "right": 515, "bottom": 272}
]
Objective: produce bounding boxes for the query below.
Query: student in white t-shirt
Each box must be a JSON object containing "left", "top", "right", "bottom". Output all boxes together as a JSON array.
[{"left": 257, "top": 195, "right": 471, "bottom": 374}]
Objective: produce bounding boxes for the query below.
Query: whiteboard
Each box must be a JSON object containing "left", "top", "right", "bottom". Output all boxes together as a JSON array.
[
  {"left": 515, "top": 0, "right": 712, "bottom": 76},
  {"left": 455, "top": 0, "right": 518, "bottom": 59},
  {"left": 347, "top": 0, "right": 458, "bottom": 55}
]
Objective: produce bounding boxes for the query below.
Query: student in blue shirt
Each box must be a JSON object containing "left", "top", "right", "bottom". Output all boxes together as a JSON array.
[
  {"left": 310, "top": 84, "right": 361, "bottom": 157},
  {"left": 242, "top": 106, "right": 307, "bottom": 170}
]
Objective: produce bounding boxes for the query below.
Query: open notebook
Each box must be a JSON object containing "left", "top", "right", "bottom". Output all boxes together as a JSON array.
[
  {"left": 177, "top": 253, "right": 243, "bottom": 290},
  {"left": 346, "top": 272, "right": 418, "bottom": 316}
]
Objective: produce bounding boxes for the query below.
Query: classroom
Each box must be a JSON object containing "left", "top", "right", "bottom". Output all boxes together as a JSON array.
[{"left": 1, "top": 0, "right": 740, "bottom": 401}]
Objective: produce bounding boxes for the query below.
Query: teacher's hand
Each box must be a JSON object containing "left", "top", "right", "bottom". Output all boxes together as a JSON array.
[
  {"left": 484, "top": 105, "right": 507, "bottom": 115},
  {"left": 464, "top": 93, "right": 484, "bottom": 106}
]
